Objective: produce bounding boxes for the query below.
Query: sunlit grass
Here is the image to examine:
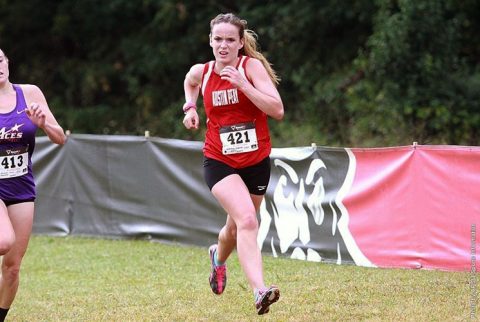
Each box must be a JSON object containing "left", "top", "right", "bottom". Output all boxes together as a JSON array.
[{"left": 6, "top": 236, "right": 475, "bottom": 321}]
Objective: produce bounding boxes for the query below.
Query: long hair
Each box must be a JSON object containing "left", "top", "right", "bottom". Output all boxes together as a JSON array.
[
  {"left": 210, "top": 13, "right": 280, "bottom": 85},
  {"left": 0, "top": 48, "right": 8, "bottom": 63}
]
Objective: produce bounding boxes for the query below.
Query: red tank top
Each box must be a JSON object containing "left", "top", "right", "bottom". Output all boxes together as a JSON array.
[{"left": 201, "top": 56, "right": 271, "bottom": 168}]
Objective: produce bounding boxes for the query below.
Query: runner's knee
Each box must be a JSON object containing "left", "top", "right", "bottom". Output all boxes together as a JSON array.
[
  {"left": 236, "top": 214, "right": 258, "bottom": 232},
  {"left": 0, "top": 235, "right": 15, "bottom": 255},
  {"left": 226, "top": 224, "right": 237, "bottom": 240},
  {"left": 1, "top": 257, "right": 22, "bottom": 280}
]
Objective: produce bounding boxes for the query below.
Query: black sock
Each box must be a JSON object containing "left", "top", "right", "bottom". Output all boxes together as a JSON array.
[{"left": 0, "top": 308, "right": 9, "bottom": 322}]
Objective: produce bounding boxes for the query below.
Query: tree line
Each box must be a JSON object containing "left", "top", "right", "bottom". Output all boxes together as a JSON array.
[{"left": 1, "top": 0, "right": 478, "bottom": 147}]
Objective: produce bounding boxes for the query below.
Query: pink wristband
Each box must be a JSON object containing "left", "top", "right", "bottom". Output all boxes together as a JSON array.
[{"left": 182, "top": 102, "right": 197, "bottom": 113}]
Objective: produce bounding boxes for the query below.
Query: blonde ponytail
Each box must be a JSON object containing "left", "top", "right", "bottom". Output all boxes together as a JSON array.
[{"left": 242, "top": 29, "right": 280, "bottom": 85}]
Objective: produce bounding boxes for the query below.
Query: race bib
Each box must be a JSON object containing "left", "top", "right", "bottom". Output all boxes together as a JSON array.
[
  {"left": 219, "top": 122, "right": 258, "bottom": 155},
  {"left": 0, "top": 146, "right": 29, "bottom": 179}
]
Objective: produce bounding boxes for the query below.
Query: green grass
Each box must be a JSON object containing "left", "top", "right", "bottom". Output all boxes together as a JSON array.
[{"left": 5, "top": 236, "right": 476, "bottom": 321}]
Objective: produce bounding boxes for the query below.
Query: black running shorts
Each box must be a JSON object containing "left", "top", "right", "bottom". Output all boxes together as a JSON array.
[
  {"left": 1, "top": 198, "right": 35, "bottom": 207},
  {"left": 203, "top": 156, "right": 271, "bottom": 195}
]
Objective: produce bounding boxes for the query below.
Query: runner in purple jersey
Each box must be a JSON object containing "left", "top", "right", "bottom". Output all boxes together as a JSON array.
[{"left": 0, "top": 48, "right": 66, "bottom": 322}]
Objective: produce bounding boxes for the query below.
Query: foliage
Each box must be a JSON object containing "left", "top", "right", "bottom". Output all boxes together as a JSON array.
[
  {"left": 0, "top": 0, "right": 478, "bottom": 146},
  {"left": 361, "top": 0, "right": 480, "bottom": 145}
]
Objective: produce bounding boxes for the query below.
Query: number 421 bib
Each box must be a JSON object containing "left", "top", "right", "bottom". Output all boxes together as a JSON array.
[{"left": 219, "top": 122, "right": 258, "bottom": 155}]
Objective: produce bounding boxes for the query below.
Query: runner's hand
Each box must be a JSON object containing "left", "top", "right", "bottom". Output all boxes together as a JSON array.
[
  {"left": 26, "top": 103, "right": 46, "bottom": 128},
  {"left": 183, "top": 109, "right": 199, "bottom": 130},
  {"left": 220, "top": 66, "right": 248, "bottom": 90}
]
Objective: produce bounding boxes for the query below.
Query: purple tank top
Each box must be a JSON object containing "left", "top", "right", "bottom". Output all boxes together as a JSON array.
[{"left": 0, "top": 84, "right": 38, "bottom": 201}]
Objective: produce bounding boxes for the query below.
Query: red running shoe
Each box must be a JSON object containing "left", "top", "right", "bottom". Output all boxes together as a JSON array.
[{"left": 208, "top": 244, "right": 227, "bottom": 295}]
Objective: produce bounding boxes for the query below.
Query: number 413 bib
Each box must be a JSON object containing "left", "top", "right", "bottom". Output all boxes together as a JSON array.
[
  {"left": 219, "top": 122, "right": 259, "bottom": 155},
  {"left": 0, "top": 146, "right": 29, "bottom": 179}
]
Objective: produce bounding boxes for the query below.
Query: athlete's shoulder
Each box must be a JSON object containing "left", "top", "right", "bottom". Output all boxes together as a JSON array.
[
  {"left": 17, "top": 84, "right": 42, "bottom": 95},
  {"left": 18, "top": 84, "right": 46, "bottom": 102},
  {"left": 244, "top": 57, "right": 263, "bottom": 70},
  {"left": 187, "top": 63, "right": 208, "bottom": 85},
  {"left": 242, "top": 57, "right": 265, "bottom": 83}
]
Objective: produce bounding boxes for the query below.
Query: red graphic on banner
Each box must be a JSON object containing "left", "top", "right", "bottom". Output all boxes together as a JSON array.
[{"left": 344, "top": 145, "right": 480, "bottom": 271}]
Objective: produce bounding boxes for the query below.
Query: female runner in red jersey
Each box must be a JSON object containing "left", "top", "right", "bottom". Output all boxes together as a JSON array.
[{"left": 182, "top": 13, "right": 284, "bottom": 315}]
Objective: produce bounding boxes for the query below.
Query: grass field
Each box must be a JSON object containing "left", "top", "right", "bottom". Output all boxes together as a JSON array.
[{"left": 5, "top": 236, "right": 476, "bottom": 321}]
